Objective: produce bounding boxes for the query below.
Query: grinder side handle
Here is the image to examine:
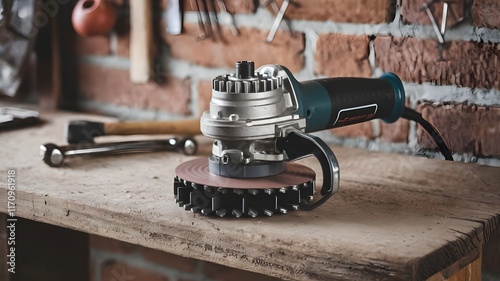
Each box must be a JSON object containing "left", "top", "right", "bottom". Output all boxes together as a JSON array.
[{"left": 277, "top": 129, "right": 340, "bottom": 211}]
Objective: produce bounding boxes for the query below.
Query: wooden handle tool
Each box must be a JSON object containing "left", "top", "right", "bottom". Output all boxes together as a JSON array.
[{"left": 66, "top": 119, "right": 201, "bottom": 144}]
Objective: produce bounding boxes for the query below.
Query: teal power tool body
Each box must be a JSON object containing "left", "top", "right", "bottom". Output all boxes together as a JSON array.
[{"left": 173, "top": 61, "right": 448, "bottom": 218}]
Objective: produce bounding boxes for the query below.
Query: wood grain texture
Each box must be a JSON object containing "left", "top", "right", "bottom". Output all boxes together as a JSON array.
[
  {"left": 0, "top": 104, "right": 499, "bottom": 281},
  {"left": 104, "top": 119, "right": 201, "bottom": 136}
]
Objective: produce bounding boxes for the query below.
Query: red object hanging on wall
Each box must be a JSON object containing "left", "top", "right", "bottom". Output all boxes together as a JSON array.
[{"left": 72, "top": 0, "right": 117, "bottom": 36}]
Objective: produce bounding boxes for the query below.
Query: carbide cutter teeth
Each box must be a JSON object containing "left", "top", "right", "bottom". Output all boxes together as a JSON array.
[
  {"left": 201, "top": 208, "right": 213, "bottom": 216},
  {"left": 173, "top": 175, "right": 315, "bottom": 218},
  {"left": 248, "top": 189, "right": 259, "bottom": 195},
  {"left": 232, "top": 209, "right": 243, "bottom": 218},
  {"left": 216, "top": 209, "right": 227, "bottom": 217},
  {"left": 264, "top": 188, "right": 274, "bottom": 195},
  {"left": 248, "top": 208, "right": 259, "bottom": 218}
]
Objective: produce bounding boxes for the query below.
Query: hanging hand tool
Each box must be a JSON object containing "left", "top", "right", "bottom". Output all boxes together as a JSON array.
[
  {"left": 262, "top": 0, "right": 292, "bottom": 35},
  {"left": 41, "top": 137, "right": 197, "bottom": 167},
  {"left": 130, "top": 0, "right": 153, "bottom": 83},
  {"left": 191, "top": 0, "right": 206, "bottom": 39},
  {"left": 420, "top": 0, "right": 465, "bottom": 60},
  {"left": 216, "top": 0, "right": 239, "bottom": 36},
  {"left": 164, "top": 0, "right": 182, "bottom": 35},
  {"left": 200, "top": 0, "right": 214, "bottom": 40},
  {"left": 66, "top": 119, "right": 201, "bottom": 144},
  {"left": 173, "top": 61, "right": 452, "bottom": 218},
  {"left": 206, "top": 0, "right": 224, "bottom": 42},
  {"left": 266, "top": 0, "right": 290, "bottom": 43}
]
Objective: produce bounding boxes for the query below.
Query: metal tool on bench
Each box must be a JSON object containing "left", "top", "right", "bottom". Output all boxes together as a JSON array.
[
  {"left": 41, "top": 137, "right": 197, "bottom": 167},
  {"left": 66, "top": 119, "right": 200, "bottom": 144},
  {"left": 173, "top": 61, "right": 452, "bottom": 218}
]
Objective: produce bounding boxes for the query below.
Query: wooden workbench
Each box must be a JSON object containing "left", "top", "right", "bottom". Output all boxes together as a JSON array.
[{"left": 0, "top": 106, "right": 499, "bottom": 281}]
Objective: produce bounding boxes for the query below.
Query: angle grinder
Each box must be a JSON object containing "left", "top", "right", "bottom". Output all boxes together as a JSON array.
[{"left": 174, "top": 61, "right": 445, "bottom": 218}]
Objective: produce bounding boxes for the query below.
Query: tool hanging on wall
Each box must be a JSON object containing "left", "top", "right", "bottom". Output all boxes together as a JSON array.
[
  {"left": 216, "top": 0, "right": 239, "bottom": 36},
  {"left": 262, "top": 0, "right": 296, "bottom": 43},
  {"left": 130, "top": 0, "right": 153, "bottom": 83},
  {"left": 41, "top": 137, "right": 197, "bottom": 167},
  {"left": 173, "top": 61, "right": 453, "bottom": 218},
  {"left": 191, "top": 0, "right": 236, "bottom": 42},
  {"left": 420, "top": 0, "right": 465, "bottom": 60},
  {"left": 165, "top": 0, "right": 183, "bottom": 35}
]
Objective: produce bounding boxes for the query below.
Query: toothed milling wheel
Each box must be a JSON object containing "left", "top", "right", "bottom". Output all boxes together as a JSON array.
[{"left": 174, "top": 159, "right": 316, "bottom": 218}]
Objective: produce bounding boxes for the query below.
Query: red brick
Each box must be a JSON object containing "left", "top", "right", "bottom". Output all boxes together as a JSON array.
[
  {"left": 77, "top": 63, "right": 191, "bottom": 115},
  {"left": 374, "top": 37, "right": 500, "bottom": 90},
  {"left": 139, "top": 247, "right": 198, "bottom": 273},
  {"left": 203, "top": 261, "right": 282, "bottom": 281},
  {"left": 267, "top": 0, "right": 394, "bottom": 23},
  {"left": 101, "top": 261, "right": 169, "bottom": 281},
  {"left": 198, "top": 80, "right": 212, "bottom": 116},
  {"left": 417, "top": 103, "right": 500, "bottom": 157},
  {"left": 315, "top": 34, "right": 371, "bottom": 77},
  {"left": 330, "top": 122, "right": 374, "bottom": 139},
  {"left": 183, "top": 0, "right": 256, "bottom": 14},
  {"left": 73, "top": 36, "right": 111, "bottom": 56},
  {"left": 379, "top": 118, "right": 409, "bottom": 143},
  {"left": 472, "top": 0, "right": 500, "bottom": 29},
  {"left": 401, "top": 0, "right": 465, "bottom": 25},
  {"left": 163, "top": 23, "right": 305, "bottom": 73},
  {"left": 90, "top": 235, "right": 137, "bottom": 255}
]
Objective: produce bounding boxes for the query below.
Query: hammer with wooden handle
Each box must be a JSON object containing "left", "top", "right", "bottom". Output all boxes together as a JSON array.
[{"left": 66, "top": 119, "right": 201, "bottom": 144}]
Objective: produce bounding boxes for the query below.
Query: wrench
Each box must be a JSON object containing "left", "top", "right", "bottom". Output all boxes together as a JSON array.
[{"left": 40, "top": 137, "right": 198, "bottom": 167}]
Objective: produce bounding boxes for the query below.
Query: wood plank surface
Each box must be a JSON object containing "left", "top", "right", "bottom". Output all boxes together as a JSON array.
[{"left": 0, "top": 105, "right": 499, "bottom": 281}]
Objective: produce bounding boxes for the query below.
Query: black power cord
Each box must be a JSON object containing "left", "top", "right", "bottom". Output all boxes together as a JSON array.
[{"left": 401, "top": 107, "right": 453, "bottom": 161}]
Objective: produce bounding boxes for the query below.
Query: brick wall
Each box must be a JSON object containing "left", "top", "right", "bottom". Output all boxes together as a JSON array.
[
  {"left": 89, "top": 235, "right": 281, "bottom": 281},
  {"left": 62, "top": 0, "right": 500, "bottom": 165}
]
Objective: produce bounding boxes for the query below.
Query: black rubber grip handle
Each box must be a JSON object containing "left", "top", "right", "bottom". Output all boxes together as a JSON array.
[{"left": 315, "top": 76, "right": 401, "bottom": 129}]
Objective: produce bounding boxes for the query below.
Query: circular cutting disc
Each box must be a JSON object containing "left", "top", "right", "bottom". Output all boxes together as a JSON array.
[{"left": 175, "top": 158, "right": 315, "bottom": 189}]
